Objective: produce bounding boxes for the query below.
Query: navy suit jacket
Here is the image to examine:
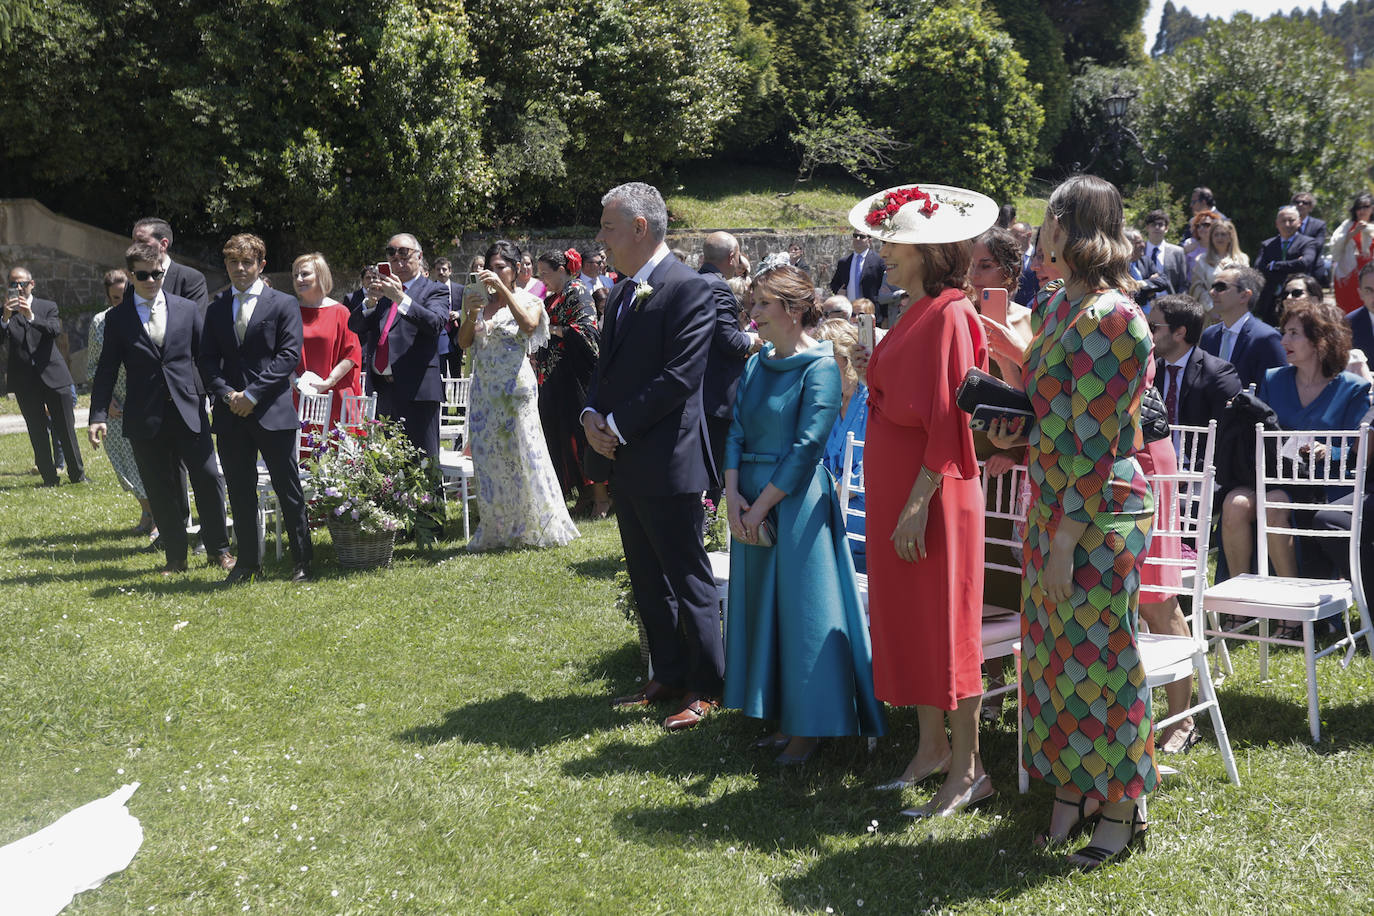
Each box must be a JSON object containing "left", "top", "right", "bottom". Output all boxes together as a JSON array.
[
  {"left": 1199, "top": 317, "right": 1286, "bottom": 391},
  {"left": 4, "top": 297, "right": 74, "bottom": 392},
  {"left": 1254, "top": 233, "right": 1319, "bottom": 324},
  {"left": 584, "top": 253, "right": 716, "bottom": 496},
  {"left": 700, "top": 264, "right": 751, "bottom": 420},
  {"left": 347, "top": 275, "right": 449, "bottom": 404},
  {"left": 200, "top": 285, "right": 303, "bottom": 432},
  {"left": 1155, "top": 347, "right": 1241, "bottom": 429},
  {"left": 1348, "top": 307, "right": 1374, "bottom": 358},
  {"left": 1298, "top": 215, "right": 1328, "bottom": 251},
  {"left": 164, "top": 259, "right": 209, "bottom": 313},
  {"left": 829, "top": 250, "right": 886, "bottom": 301},
  {"left": 90, "top": 290, "right": 208, "bottom": 438}
]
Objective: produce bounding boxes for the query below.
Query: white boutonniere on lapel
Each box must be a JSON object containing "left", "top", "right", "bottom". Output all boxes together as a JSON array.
[{"left": 633, "top": 283, "right": 655, "bottom": 312}]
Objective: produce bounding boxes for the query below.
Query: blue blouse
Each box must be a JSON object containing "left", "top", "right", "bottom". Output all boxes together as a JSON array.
[
  {"left": 1259, "top": 366, "right": 1371, "bottom": 432},
  {"left": 821, "top": 384, "right": 868, "bottom": 571}
]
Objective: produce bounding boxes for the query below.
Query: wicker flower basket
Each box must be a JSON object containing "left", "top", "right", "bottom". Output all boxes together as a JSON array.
[{"left": 328, "top": 517, "right": 396, "bottom": 569}]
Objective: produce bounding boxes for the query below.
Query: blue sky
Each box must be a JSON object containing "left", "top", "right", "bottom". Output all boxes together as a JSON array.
[{"left": 1144, "top": 0, "right": 1324, "bottom": 47}]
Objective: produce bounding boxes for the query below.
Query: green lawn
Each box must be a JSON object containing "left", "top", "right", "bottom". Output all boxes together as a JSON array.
[
  {"left": 665, "top": 162, "right": 1047, "bottom": 232},
  {"left": 3, "top": 430, "right": 1374, "bottom": 914}
]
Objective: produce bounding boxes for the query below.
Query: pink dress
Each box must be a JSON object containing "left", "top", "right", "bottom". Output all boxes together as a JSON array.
[{"left": 295, "top": 301, "right": 362, "bottom": 432}]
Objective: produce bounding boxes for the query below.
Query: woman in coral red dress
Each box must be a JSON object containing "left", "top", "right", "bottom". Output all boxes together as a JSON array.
[
  {"left": 292, "top": 253, "right": 362, "bottom": 434},
  {"left": 853, "top": 183, "right": 998, "bottom": 818}
]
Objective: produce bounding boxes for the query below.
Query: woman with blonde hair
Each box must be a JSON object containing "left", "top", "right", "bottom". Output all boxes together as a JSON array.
[
  {"left": 989, "top": 174, "right": 1157, "bottom": 869},
  {"left": 815, "top": 317, "right": 869, "bottom": 572},
  {"left": 1189, "top": 219, "right": 1247, "bottom": 317},
  {"left": 292, "top": 252, "right": 362, "bottom": 433}
]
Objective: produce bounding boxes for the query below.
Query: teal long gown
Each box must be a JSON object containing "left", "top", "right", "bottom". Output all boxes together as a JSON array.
[{"left": 723, "top": 341, "right": 886, "bottom": 738}]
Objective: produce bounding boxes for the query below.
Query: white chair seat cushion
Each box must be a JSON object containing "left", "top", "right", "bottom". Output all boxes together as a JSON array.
[
  {"left": 1140, "top": 633, "right": 1197, "bottom": 687},
  {"left": 981, "top": 613, "right": 1020, "bottom": 658},
  {"left": 1205, "top": 574, "right": 1353, "bottom": 620},
  {"left": 438, "top": 450, "right": 473, "bottom": 477},
  {"left": 708, "top": 550, "right": 730, "bottom": 588}
]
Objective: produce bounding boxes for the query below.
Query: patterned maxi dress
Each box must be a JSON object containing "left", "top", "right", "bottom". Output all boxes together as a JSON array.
[
  {"left": 86, "top": 309, "right": 147, "bottom": 499},
  {"left": 1020, "top": 282, "right": 1159, "bottom": 802},
  {"left": 466, "top": 296, "right": 579, "bottom": 551}
]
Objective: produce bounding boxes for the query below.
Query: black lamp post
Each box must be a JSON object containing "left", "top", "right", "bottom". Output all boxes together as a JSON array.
[{"left": 1074, "top": 83, "right": 1167, "bottom": 204}]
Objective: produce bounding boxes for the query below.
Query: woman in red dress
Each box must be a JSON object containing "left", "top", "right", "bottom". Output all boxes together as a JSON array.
[
  {"left": 291, "top": 253, "right": 362, "bottom": 433},
  {"left": 853, "top": 183, "right": 998, "bottom": 817}
]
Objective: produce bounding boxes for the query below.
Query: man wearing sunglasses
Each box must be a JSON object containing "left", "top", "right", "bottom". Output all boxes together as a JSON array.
[
  {"left": 1199, "top": 265, "right": 1286, "bottom": 390},
  {"left": 828, "top": 230, "right": 886, "bottom": 308},
  {"left": 346, "top": 232, "right": 449, "bottom": 457},
  {"left": 1254, "top": 205, "right": 1320, "bottom": 325},
  {"left": 89, "top": 242, "right": 235, "bottom": 576},
  {"left": 4, "top": 267, "right": 85, "bottom": 487},
  {"left": 131, "top": 217, "right": 209, "bottom": 315}
]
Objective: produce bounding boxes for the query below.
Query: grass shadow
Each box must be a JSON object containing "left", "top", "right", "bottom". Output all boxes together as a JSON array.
[
  {"left": 1210, "top": 683, "right": 1374, "bottom": 750},
  {"left": 569, "top": 555, "right": 622, "bottom": 581},
  {"left": 394, "top": 690, "right": 626, "bottom": 752}
]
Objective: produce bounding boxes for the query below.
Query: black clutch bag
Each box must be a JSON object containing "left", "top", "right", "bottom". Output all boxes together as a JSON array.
[{"left": 956, "top": 368, "right": 1033, "bottom": 418}]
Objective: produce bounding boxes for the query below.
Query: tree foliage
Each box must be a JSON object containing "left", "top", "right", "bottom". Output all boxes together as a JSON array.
[
  {"left": 986, "top": 0, "right": 1071, "bottom": 164},
  {"left": 1153, "top": 0, "right": 1374, "bottom": 70},
  {"left": 858, "top": 0, "right": 1042, "bottom": 202},
  {"left": 1043, "top": 0, "right": 1149, "bottom": 67},
  {"left": 1139, "top": 15, "right": 1374, "bottom": 253}
]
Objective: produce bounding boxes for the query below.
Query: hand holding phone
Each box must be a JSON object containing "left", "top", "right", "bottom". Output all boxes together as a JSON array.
[
  {"left": 981, "top": 287, "right": 1009, "bottom": 326},
  {"left": 857, "top": 313, "right": 876, "bottom": 354}
]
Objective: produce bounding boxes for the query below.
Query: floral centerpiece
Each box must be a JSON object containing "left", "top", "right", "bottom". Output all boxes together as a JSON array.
[{"left": 305, "top": 417, "right": 444, "bottom": 563}]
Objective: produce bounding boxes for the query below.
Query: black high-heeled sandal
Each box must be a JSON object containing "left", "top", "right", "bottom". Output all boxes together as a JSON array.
[
  {"left": 1034, "top": 791, "right": 1102, "bottom": 848},
  {"left": 1066, "top": 807, "right": 1148, "bottom": 871}
]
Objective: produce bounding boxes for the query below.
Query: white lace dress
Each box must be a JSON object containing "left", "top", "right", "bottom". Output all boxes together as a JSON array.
[{"left": 466, "top": 295, "right": 580, "bottom": 551}]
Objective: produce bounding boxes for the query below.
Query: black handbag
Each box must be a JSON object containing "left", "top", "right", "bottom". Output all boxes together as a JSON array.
[
  {"left": 1138, "top": 385, "right": 1171, "bottom": 444},
  {"left": 956, "top": 367, "right": 1033, "bottom": 418}
]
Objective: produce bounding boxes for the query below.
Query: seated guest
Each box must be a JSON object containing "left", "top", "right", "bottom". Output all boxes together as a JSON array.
[
  {"left": 1200, "top": 265, "right": 1286, "bottom": 389},
  {"left": 1152, "top": 294, "right": 1242, "bottom": 435},
  {"left": 1278, "top": 273, "right": 1324, "bottom": 316},
  {"left": 821, "top": 294, "right": 853, "bottom": 322},
  {"left": 1220, "top": 297, "right": 1372, "bottom": 580},
  {"left": 292, "top": 253, "right": 362, "bottom": 433},
  {"left": 815, "top": 318, "right": 868, "bottom": 572},
  {"left": 1189, "top": 219, "right": 1248, "bottom": 319},
  {"left": 1345, "top": 262, "right": 1374, "bottom": 357},
  {"left": 1254, "top": 206, "right": 1321, "bottom": 325},
  {"left": 1182, "top": 209, "right": 1221, "bottom": 283},
  {"left": 723, "top": 265, "right": 885, "bottom": 764}
]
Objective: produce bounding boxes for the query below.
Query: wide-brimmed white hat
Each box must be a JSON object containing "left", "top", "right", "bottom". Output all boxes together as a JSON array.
[{"left": 847, "top": 183, "right": 999, "bottom": 245}]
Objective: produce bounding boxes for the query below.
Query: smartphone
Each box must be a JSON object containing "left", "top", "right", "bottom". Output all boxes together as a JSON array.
[
  {"left": 463, "top": 272, "right": 488, "bottom": 305},
  {"left": 969, "top": 405, "right": 1033, "bottom": 431},
  {"left": 376, "top": 262, "right": 392, "bottom": 278},
  {"left": 981, "top": 287, "right": 1009, "bottom": 325},
  {"left": 857, "top": 313, "right": 875, "bottom": 353}
]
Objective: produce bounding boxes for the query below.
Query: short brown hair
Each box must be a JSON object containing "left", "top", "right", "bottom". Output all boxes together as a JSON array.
[
  {"left": 292, "top": 252, "right": 334, "bottom": 295},
  {"left": 1280, "top": 298, "right": 1352, "bottom": 378},
  {"left": 1049, "top": 175, "right": 1137, "bottom": 293},
  {"left": 223, "top": 233, "right": 267, "bottom": 263},
  {"left": 125, "top": 241, "right": 161, "bottom": 269},
  {"left": 908, "top": 239, "right": 973, "bottom": 297},
  {"left": 102, "top": 268, "right": 127, "bottom": 289},
  {"left": 753, "top": 264, "right": 820, "bottom": 327}
]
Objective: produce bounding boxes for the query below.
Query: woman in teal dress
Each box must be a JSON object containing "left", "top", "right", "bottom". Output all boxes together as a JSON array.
[{"left": 724, "top": 265, "right": 885, "bottom": 765}]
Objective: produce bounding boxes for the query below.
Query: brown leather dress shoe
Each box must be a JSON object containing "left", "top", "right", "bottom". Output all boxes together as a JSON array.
[
  {"left": 209, "top": 551, "right": 237, "bottom": 572},
  {"left": 663, "top": 694, "right": 719, "bottom": 730},
  {"left": 610, "top": 679, "right": 683, "bottom": 708}
]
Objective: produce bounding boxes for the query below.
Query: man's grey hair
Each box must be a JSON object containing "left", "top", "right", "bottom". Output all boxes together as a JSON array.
[
  {"left": 1226, "top": 265, "right": 1265, "bottom": 302},
  {"left": 1277, "top": 205, "right": 1299, "bottom": 219},
  {"left": 822, "top": 294, "right": 852, "bottom": 318},
  {"left": 603, "top": 182, "right": 668, "bottom": 242}
]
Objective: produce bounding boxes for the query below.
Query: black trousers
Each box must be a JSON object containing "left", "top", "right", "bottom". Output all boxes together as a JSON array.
[
  {"left": 128, "top": 413, "right": 229, "bottom": 568},
  {"left": 704, "top": 414, "right": 731, "bottom": 509},
  {"left": 15, "top": 382, "right": 82, "bottom": 484},
  {"left": 217, "top": 413, "right": 312, "bottom": 569},
  {"left": 617, "top": 490, "right": 724, "bottom": 694},
  {"left": 373, "top": 377, "right": 440, "bottom": 458}
]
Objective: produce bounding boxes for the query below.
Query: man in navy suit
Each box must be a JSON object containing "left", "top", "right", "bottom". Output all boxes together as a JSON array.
[
  {"left": 132, "top": 217, "right": 209, "bottom": 314},
  {"left": 347, "top": 233, "right": 449, "bottom": 457},
  {"left": 4, "top": 267, "right": 84, "bottom": 486},
  {"left": 583, "top": 182, "right": 723, "bottom": 729},
  {"left": 89, "top": 242, "right": 234, "bottom": 575},
  {"left": 1199, "top": 266, "right": 1286, "bottom": 390},
  {"left": 200, "top": 234, "right": 311, "bottom": 584},
  {"left": 1150, "top": 294, "right": 1242, "bottom": 432},
  {"left": 432, "top": 257, "right": 464, "bottom": 378},
  {"left": 1134, "top": 210, "right": 1188, "bottom": 311},
  {"left": 829, "top": 231, "right": 886, "bottom": 304},
  {"left": 1292, "top": 192, "right": 1328, "bottom": 251},
  {"left": 699, "top": 231, "right": 759, "bottom": 507},
  {"left": 1253, "top": 206, "right": 1320, "bottom": 325},
  {"left": 1346, "top": 263, "right": 1374, "bottom": 356}
]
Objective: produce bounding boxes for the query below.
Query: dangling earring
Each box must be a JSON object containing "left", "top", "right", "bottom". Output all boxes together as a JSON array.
[{"left": 1049, "top": 251, "right": 1058, "bottom": 263}]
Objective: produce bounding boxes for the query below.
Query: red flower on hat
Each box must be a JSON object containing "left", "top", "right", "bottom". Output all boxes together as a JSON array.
[{"left": 865, "top": 186, "right": 939, "bottom": 229}]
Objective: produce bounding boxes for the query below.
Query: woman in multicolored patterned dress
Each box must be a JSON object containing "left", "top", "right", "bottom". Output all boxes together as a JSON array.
[{"left": 989, "top": 175, "right": 1157, "bottom": 871}]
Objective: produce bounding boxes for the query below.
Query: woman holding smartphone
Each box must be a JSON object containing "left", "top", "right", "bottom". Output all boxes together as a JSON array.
[
  {"left": 852, "top": 183, "right": 997, "bottom": 817},
  {"left": 989, "top": 175, "right": 1156, "bottom": 870}
]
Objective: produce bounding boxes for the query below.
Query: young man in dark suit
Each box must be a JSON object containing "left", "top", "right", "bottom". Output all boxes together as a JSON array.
[
  {"left": 1134, "top": 210, "right": 1188, "bottom": 311},
  {"left": 3, "top": 266, "right": 84, "bottom": 486},
  {"left": 1254, "top": 206, "right": 1320, "bottom": 325},
  {"left": 200, "top": 233, "right": 311, "bottom": 584},
  {"left": 88, "top": 242, "right": 235, "bottom": 575},
  {"left": 1149, "top": 294, "right": 1242, "bottom": 432},
  {"left": 583, "top": 182, "right": 724, "bottom": 730},
  {"left": 432, "top": 257, "right": 464, "bottom": 378},
  {"left": 829, "top": 231, "right": 886, "bottom": 303},
  {"left": 1199, "top": 265, "right": 1286, "bottom": 390},
  {"left": 132, "top": 217, "right": 210, "bottom": 314},
  {"left": 347, "top": 233, "right": 449, "bottom": 457},
  {"left": 1346, "top": 262, "right": 1374, "bottom": 356},
  {"left": 699, "top": 231, "right": 759, "bottom": 507}
]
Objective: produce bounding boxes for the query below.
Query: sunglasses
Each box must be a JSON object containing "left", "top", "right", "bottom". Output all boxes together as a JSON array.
[
  {"left": 1283, "top": 288, "right": 1308, "bottom": 299},
  {"left": 1210, "top": 281, "right": 1235, "bottom": 293},
  {"left": 7, "top": 280, "right": 32, "bottom": 289},
  {"left": 852, "top": 233, "right": 866, "bottom": 239},
  {"left": 384, "top": 246, "right": 415, "bottom": 258},
  {"left": 1148, "top": 322, "right": 1170, "bottom": 332},
  {"left": 131, "top": 269, "right": 166, "bottom": 281}
]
